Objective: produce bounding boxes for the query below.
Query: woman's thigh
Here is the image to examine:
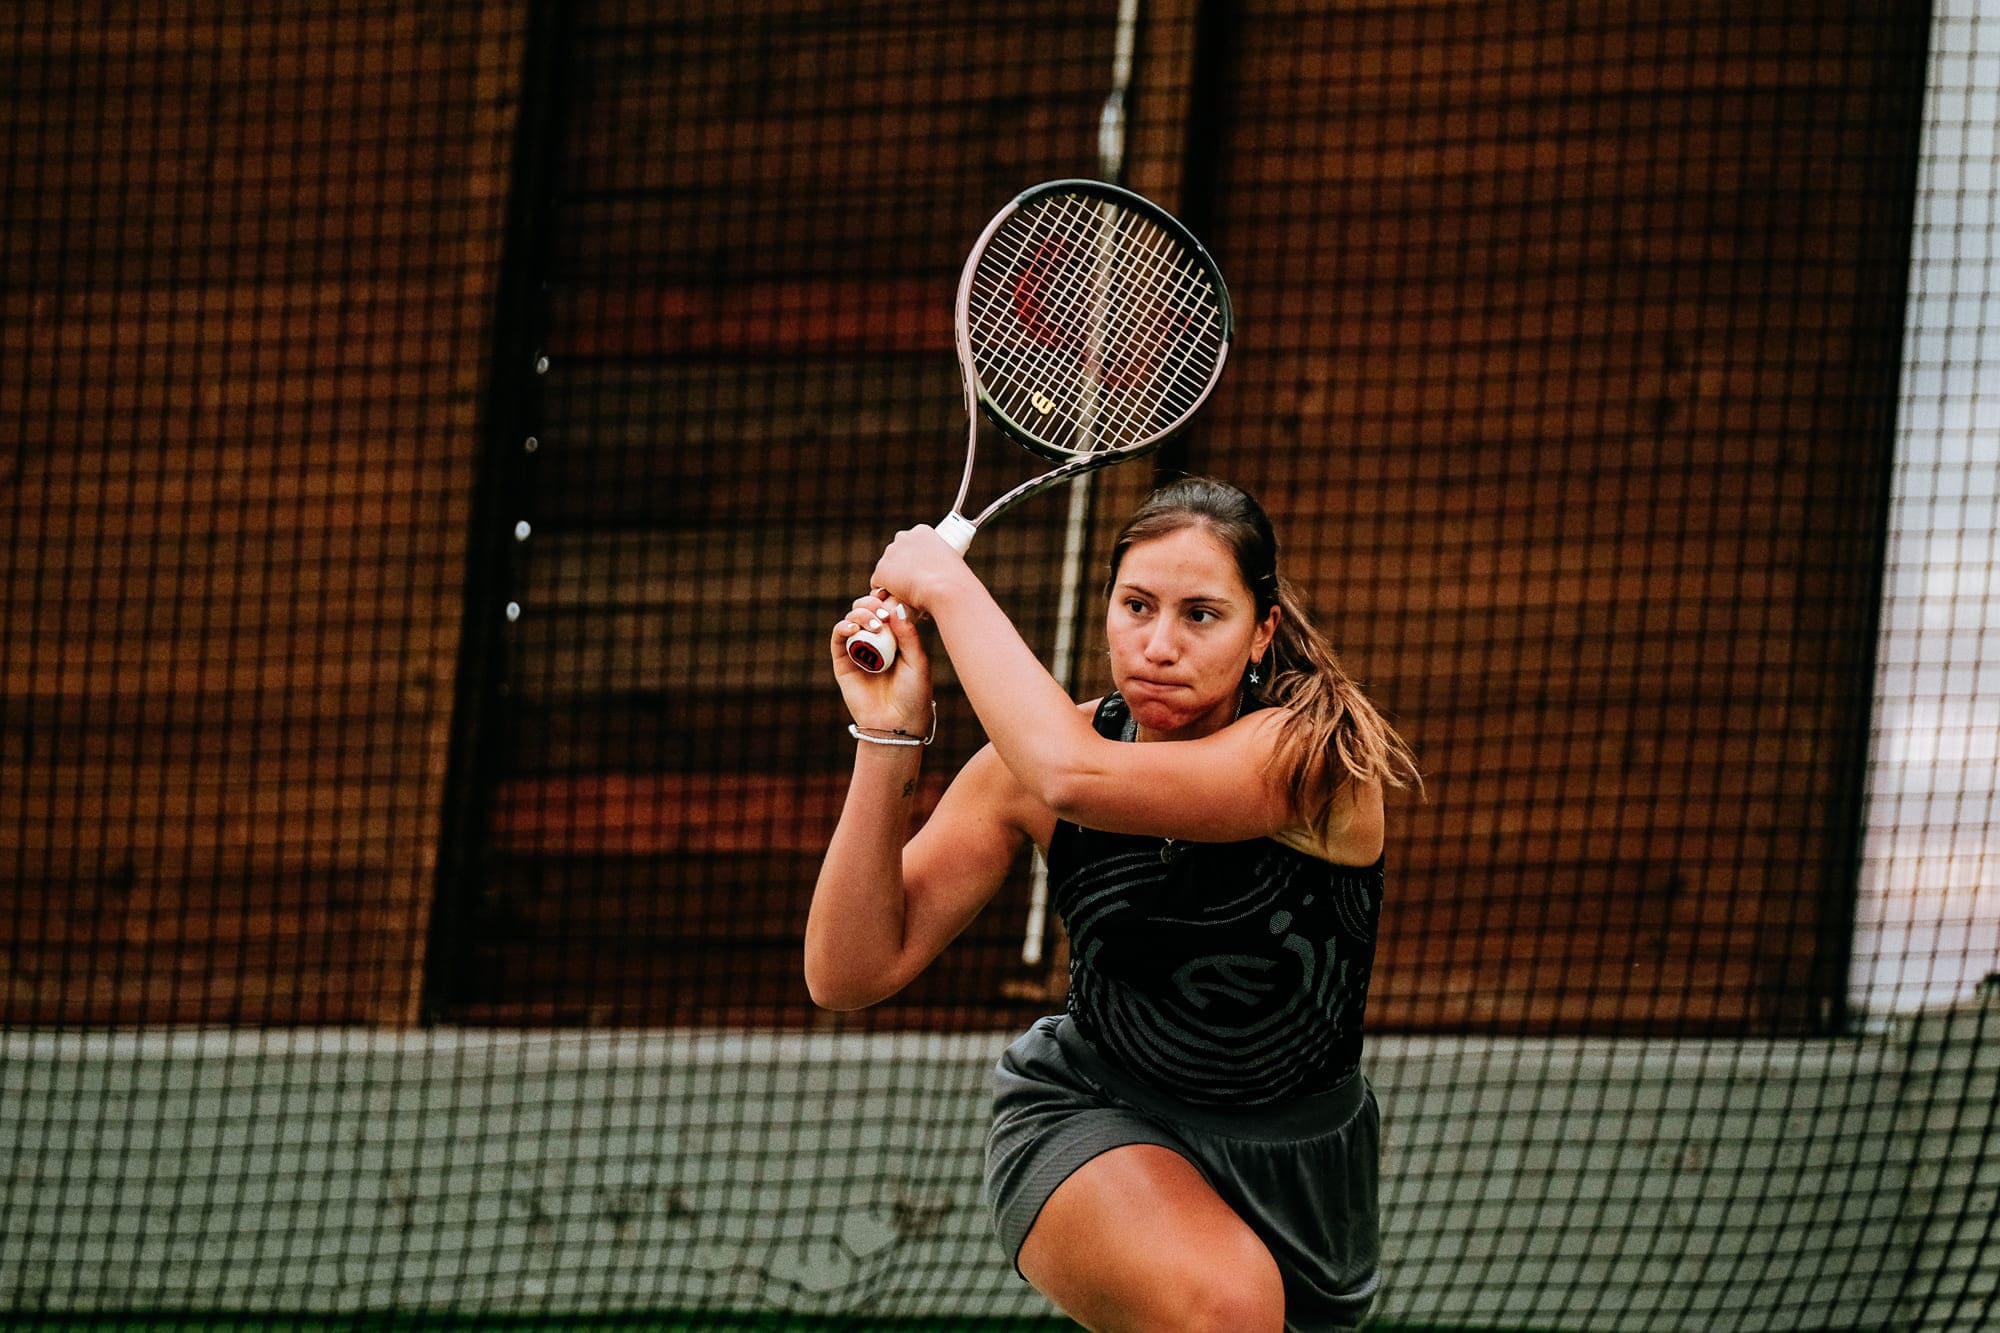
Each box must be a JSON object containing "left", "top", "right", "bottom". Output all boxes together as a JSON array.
[{"left": 1017, "top": 1142, "right": 1285, "bottom": 1333}]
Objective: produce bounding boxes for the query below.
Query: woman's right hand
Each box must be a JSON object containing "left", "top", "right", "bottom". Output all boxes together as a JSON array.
[{"left": 830, "top": 590, "right": 934, "bottom": 737}]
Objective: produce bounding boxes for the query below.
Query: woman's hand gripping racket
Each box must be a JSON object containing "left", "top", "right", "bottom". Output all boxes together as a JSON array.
[{"left": 845, "top": 179, "right": 1234, "bottom": 672}]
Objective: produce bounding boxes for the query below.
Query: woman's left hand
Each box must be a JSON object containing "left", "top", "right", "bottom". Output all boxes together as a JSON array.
[{"left": 869, "top": 525, "right": 971, "bottom": 617}]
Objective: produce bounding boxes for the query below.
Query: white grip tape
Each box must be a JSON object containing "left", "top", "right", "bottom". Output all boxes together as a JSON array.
[
  {"left": 844, "top": 513, "right": 979, "bottom": 673},
  {"left": 935, "top": 511, "right": 978, "bottom": 553}
]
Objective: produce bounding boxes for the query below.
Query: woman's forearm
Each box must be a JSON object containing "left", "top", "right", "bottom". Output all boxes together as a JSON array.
[{"left": 922, "top": 573, "right": 1102, "bottom": 806}]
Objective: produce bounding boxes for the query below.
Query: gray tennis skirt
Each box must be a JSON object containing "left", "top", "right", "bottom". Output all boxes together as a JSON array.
[{"left": 984, "top": 1014, "right": 1380, "bottom": 1332}]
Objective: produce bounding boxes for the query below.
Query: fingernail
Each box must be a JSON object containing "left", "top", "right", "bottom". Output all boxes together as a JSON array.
[
  {"left": 896, "top": 605, "right": 908, "bottom": 620},
  {"left": 867, "top": 619, "right": 882, "bottom": 631}
]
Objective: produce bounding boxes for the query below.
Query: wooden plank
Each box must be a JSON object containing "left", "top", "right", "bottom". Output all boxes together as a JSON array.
[
  {"left": 1204, "top": 331, "right": 1863, "bottom": 444},
  {"left": 0, "top": 770, "right": 446, "bottom": 866},
  {"left": 527, "top": 371, "right": 966, "bottom": 525},
  {"left": 558, "top": 96, "right": 1108, "bottom": 201},
  {"left": 4, "top": 530, "right": 469, "bottom": 603},
  {"left": 504, "top": 688, "right": 940, "bottom": 774},
  {"left": 550, "top": 3, "right": 1118, "bottom": 281},
  {"left": 442, "top": 1000, "right": 1059, "bottom": 1033},
  {"left": 433, "top": 851, "right": 1821, "bottom": 1035},
  {"left": 0, "top": 651, "right": 453, "bottom": 710},
  {"left": 582, "top": 0, "right": 1100, "bottom": 22},
  {"left": 441, "top": 923, "right": 1053, "bottom": 1030},
  {"left": 1, "top": 869, "right": 387, "bottom": 947},
  {"left": 551, "top": 193, "right": 965, "bottom": 287},
  {"left": 500, "top": 676, "right": 1859, "bottom": 822},
  {"left": 0, "top": 863, "right": 416, "bottom": 1025},
  {"left": 0, "top": 673, "right": 420, "bottom": 731},
  {"left": 504, "top": 520, "right": 1083, "bottom": 697},
  {"left": 1233, "top": 2, "right": 1901, "bottom": 102},
  {"left": 468, "top": 849, "right": 832, "bottom": 933},
  {"left": 1120, "top": 0, "right": 1203, "bottom": 211},
  {"left": 561, "top": 10, "right": 1116, "bottom": 194},
  {"left": 1, "top": 4, "right": 521, "bottom": 285},
  {"left": 548, "top": 280, "right": 942, "bottom": 357},
  {"left": 8, "top": 285, "right": 501, "bottom": 380},
  {"left": 436, "top": 835, "right": 1053, "bottom": 1028},
  {"left": 488, "top": 772, "right": 949, "bottom": 857}
]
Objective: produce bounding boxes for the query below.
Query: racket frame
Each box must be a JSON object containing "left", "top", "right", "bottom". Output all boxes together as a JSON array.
[{"left": 944, "top": 178, "right": 1234, "bottom": 534}]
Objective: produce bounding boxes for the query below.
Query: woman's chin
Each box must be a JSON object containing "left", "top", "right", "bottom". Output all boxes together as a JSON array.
[{"left": 1123, "top": 691, "right": 1221, "bottom": 739}]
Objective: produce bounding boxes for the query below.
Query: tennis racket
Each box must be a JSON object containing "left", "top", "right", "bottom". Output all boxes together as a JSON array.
[{"left": 846, "top": 178, "right": 1233, "bottom": 672}]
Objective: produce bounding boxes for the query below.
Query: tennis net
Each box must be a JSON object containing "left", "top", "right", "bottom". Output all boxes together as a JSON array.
[{"left": 2, "top": 2, "right": 1994, "bottom": 1329}]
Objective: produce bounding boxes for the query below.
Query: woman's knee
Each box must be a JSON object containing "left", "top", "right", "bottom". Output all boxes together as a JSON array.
[
  {"left": 1016, "top": 1143, "right": 1287, "bottom": 1331},
  {"left": 1033, "top": 1229, "right": 1284, "bottom": 1333}
]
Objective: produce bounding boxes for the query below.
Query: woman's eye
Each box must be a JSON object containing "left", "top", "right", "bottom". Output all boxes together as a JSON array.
[
  {"left": 1124, "top": 599, "right": 1149, "bottom": 615},
  {"left": 1189, "top": 607, "right": 1218, "bottom": 623}
]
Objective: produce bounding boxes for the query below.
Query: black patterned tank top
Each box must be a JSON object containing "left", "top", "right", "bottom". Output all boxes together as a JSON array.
[{"left": 1050, "top": 693, "right": 1384, "bottom": 1106}]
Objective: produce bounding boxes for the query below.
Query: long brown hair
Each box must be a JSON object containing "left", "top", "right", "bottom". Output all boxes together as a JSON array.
[{"left": 1107, "top": 476, "right": 1422, "bottom": 838}]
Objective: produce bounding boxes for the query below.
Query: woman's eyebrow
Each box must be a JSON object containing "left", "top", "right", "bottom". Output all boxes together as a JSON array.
[{"left": 1115, "top": 580, "right": 1234, "bottom": 605}]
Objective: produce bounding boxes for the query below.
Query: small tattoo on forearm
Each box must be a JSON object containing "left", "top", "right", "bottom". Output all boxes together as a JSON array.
[{"left": 901, "top": 779, "right": 917, "bottom": 799}]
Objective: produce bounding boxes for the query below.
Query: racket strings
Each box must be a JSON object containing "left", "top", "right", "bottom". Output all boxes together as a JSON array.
[
  {"left": 964, "top": 192, "right": 1225, "bottom": 457},
  {"left": 971, "top": 206, "right": 1215, "bottom": 436},
  {"left": 970, "top": 254, "right": 1210, "bottom": 453}
]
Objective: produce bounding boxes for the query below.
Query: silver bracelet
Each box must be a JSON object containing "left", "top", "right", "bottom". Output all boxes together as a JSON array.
[
  {"left": 849, "top": 725, "right": 923, "bottom": 747},
  {"left": 848, "top": 701, "right": 937, "bottom": 748}
]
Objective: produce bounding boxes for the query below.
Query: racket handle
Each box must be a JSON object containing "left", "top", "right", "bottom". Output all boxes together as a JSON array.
[
  {"left": 846, "top": 621, "right": 897, "bottom": 673},
  {"left": 845, "top": 513, "right": 979, "bottom": 673}
]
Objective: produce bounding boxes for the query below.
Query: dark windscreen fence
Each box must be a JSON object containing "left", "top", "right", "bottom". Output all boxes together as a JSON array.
[{"left": 2, "top": 3, "right": 1994, "bottom": 1331}]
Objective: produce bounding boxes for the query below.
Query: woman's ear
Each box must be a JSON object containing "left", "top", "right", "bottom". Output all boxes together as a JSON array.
[{"left": 1255, "top": 603, "right": 1282, "bottom": 661}]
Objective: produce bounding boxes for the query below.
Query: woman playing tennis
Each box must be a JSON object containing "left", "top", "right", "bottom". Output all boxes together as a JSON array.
[{"left": 807, "top": 476, "right": 1419, "bottom": 1332}]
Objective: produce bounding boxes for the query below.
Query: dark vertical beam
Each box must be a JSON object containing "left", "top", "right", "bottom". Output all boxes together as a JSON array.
[{"left": 425, "top": 0, "right": 575, "bottom": 1021}]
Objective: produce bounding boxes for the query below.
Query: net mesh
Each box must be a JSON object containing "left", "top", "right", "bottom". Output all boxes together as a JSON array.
[{"left": 2, "top": 2, "right": 1995, "bottom": 1330}]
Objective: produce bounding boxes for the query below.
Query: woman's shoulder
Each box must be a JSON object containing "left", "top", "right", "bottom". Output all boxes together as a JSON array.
[{"left": 1269, "top": 775, "right": 1385, "bottom": 867}]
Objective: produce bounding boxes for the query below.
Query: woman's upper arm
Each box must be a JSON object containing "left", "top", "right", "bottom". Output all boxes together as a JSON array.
[{"left": 886, "top": 743, "right": 1052, "bottom": 988}]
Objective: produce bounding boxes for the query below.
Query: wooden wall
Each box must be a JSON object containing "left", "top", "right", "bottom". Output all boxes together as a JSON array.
[
  {"left": 0, "top": 6, "right": 526, "bottom": 1024},
  {"left": 0, "top": 2, "right": 1925, "bottom": 1034}
]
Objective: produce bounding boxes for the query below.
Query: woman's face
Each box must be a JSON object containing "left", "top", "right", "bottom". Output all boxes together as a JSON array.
[{"left": 1106, "top": 525, "right": 1279, "bottom": 740}]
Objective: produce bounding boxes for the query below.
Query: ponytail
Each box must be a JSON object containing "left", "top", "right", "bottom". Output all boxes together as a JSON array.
[{"left": 1259, "top": 576, "right": 1423, "bottom": 842}]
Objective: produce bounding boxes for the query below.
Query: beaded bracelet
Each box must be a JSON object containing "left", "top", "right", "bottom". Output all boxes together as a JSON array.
[{"left": 848, "top": 701, "right": 937, "bottom": 748}]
